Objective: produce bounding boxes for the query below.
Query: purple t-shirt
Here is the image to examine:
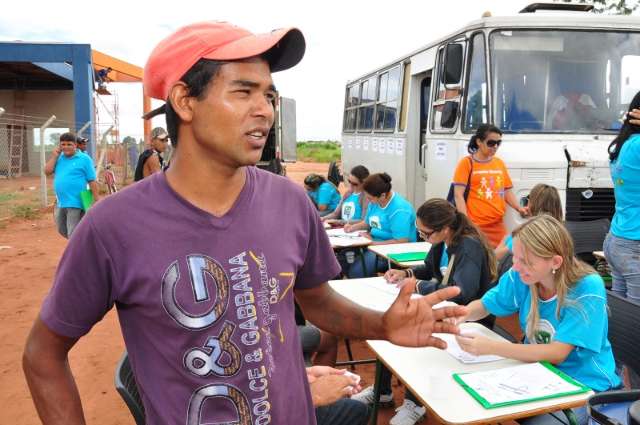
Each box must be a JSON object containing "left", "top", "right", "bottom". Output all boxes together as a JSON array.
[{"left": 41, "top": 166, "right": 341, "bottom": 425}]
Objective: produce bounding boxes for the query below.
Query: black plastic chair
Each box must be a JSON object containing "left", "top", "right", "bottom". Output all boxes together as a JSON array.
[
  {"left": 586, "top": 292, "right": 640, "bottom": 424},
  {"left": 564, "top": 219, "right": 610, "bottom": 263},
  {"left": 607, "top": 291, "right": 640, "bottom": 379},
  {"left": 114, "top": 352, "right": 145, "bottom": 425},
  {"left": 327, "top": 161, "right": 342, "bottom": 188}
]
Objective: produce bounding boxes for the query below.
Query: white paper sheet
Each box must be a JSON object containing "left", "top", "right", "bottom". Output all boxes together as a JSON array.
[
  {"left": 456, "top": 362, "right": 584, "bottom": 404},
  {"left": 434, "top": 333, "right": 504, "bottom": 364},
  {"left": 327, "top": 228, "right": 371, "bottom": 247},
  {"left": 326, "top": 228, "right": 360, "bottom": 236}
]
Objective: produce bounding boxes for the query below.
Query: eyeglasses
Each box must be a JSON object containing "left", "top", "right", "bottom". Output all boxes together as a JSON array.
[
  {"left": 347, "top": 179, "right": 360, "bottom": 186},
  {"left": 157, "top": 137, "right": 169, "bottom": 143},
  {"left": 417, "top": 227, "right": 437, "bottom": 240},
  {"left": 485, "top": 139, "right": 502, "bottom": 148}
]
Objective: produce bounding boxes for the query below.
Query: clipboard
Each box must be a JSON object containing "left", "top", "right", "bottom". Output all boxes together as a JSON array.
[
  {"left": 80, "top": 189, "right": 94, "bottom": 212},
  {"left": 453, "top": 361, "right": 591, "bottom": 409},
  {"left": 387, "top": 251, "right": 428, "bottom": 263}
]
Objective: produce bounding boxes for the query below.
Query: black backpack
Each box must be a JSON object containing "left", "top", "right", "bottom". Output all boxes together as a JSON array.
[
  {"left": 446, "top": 156, "right": 473, "bottom": 205},
  {"left": 134, "top": 150, "right": 163, "bottom": 181}
]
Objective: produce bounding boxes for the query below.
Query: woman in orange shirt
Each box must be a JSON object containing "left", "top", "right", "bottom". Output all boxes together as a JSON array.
[{"left": 453, "top": 124, "right": 525, "bottom": 248}]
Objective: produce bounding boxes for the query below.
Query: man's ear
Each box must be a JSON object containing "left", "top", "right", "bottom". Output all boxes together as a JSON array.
[{"left": 168, "top": 82, "right": 195, "bottom": 123}]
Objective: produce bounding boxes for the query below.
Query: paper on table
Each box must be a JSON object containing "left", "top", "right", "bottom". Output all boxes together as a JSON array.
[
  {"left": 327, "top": 228, "right": 371, "bottom": 247},
  {"left": 329, "top": 236, "right": 372, "bottom": 247},
  {"left": 434, "top": 333, "right": 504, "bottom": 364},
  {"left": 456, "top": 362, "right": 587, "bottom": 405},
  {"left": 326, "top": 228, "right": 360, "bottom": 237},
  {"left": 362, "top": 277, "right": 402, "bottom": 296},
  {"left": 361, "top": 277, "right": 423, "bottom": 298}
]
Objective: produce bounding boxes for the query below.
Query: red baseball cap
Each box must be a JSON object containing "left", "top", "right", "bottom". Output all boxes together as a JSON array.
[{"left": 144, "top": 21, "right": 305, "bottom": 100}]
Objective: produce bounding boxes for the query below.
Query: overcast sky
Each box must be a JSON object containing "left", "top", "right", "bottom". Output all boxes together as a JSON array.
[{"left": 1, "top": 0, "right": 635, "bottom": 141}]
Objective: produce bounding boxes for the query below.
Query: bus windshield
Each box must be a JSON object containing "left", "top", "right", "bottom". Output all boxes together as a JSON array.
[{"left": 489, "top": 30, "right": 640, "bottom": 134}]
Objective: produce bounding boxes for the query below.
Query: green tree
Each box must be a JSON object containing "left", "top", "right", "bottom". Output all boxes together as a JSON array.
[
  {"left": 49, "top": 133, "right": 61, "bottom": 145},
  {"left": 578, "top": 0, "right": 639, "bottom": 14}
]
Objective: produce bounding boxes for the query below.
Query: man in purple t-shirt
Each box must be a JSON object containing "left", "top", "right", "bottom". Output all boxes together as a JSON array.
[{"left": 23, "top": 21, "right": 467, "bottom": 425}]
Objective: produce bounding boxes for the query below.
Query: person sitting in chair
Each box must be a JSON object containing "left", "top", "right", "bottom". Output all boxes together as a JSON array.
[{"left": 549, "top": 92, "right": 605, "bottom": 131}]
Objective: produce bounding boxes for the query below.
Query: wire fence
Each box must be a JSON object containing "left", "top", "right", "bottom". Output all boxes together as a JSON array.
[{"left": 0, "top": 112, "right": 146, "bottom": 218}]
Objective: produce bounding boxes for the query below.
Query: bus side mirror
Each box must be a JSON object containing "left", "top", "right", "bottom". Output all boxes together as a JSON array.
[
  {"left": 443, "top": 43, "right": 463, "bottom": 86},
  {"left": 440, "top": 101, "right": 458, "bottom": 128}
]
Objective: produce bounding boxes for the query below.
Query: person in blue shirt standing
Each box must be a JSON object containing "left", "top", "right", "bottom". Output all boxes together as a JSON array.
[
  {"left": 604, "top": 91, "right": 640, "bottom": 302},
  {"left": 344, "top": 173, "right": 416, "bottom": 278},
  {"left": 44, "top": 132, "right": 100, "bottom": 238},
  {"left": 455, "top": 215, "right": 621, "bottom": 425},
  {"left": 323, "top": 165, "right": 370, "bottom": 225},
  {"left": 304, "top": 173, "right": 341, "bottom": 217}
]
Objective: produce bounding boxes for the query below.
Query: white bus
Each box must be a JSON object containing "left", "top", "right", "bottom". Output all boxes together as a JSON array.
[
  {"left": 340, "top": 2, "right": 640, "bottom": 229},
  {"left": 258, "top": 96, "right": 297, "bottom": 175}
]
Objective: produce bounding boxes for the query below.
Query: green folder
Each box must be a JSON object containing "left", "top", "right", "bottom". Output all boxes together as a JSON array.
[
  {"left": 453, "top": 361, "right": 591, "bottom": 409},
  {"left": 388, "top": 251, "right": 428, "bottom": 263},
  {"left": 80, "top": 189, "right": 94, "bottom": 212}
]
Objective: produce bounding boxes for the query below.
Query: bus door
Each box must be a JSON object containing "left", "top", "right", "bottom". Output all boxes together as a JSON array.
[
  {"left": 425, "top": 40, "right": 467, "bottom": 201},
  {"left": 412, "top": 74, "right": 432, "bottom": 207}
]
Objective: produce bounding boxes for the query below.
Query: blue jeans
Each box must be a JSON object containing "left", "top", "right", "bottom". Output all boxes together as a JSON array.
[
  {"left": 603, "top": 232, "right": 640, "bottom": 302},
  {"left": 347, "top": 250, "right": 388, "bottom": 278},
  {"left": 316, "top": 398, "right": 370, "bottom": 425},
  {"left": 54, "top": 206, "right": 84, "bottom": 239}
]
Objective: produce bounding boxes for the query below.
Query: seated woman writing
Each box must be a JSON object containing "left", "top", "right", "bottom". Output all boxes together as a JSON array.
[
  {"left": 322, "top": 165, "right": 370, "bottom": 225},
  {"left": 343, "top": 173, "right": 416, "bottom": 278},
  {"left": 352, "top": 199, "right": 497, "bottom": 425},
  {"left": 304, "top": 173, "right": 341, "bottom": 217},
  {"left": 456, "top": 215, "right": 621, "bottom": 425}
]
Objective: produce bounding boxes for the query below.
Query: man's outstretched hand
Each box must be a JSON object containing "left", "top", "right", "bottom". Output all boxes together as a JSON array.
[{"left": 382, "top": 278, "right": 467, "bottom": 349}]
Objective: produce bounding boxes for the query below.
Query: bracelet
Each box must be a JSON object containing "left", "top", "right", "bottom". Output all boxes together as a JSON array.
[
  {"left": 405, "top": 269, "right": 413, "bottom": 278},
  {"left": 415, "top": 279, "right": 421, "bottom": 294}
]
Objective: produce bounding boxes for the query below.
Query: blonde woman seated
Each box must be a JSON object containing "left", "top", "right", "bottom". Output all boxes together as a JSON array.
[{"left": 456, "top": 215, "right": 621, "bottom": 425}]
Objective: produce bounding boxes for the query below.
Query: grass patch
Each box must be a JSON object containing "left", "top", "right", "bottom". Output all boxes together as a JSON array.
[
  {"left": 12, "top": 204, "right": 40, "bottom": 220},
  {"left": 0, "top": 193, "right": 17, "bottom": 203},
  {"left": 297, "top": 141, "right": 341, "bottom": 163}
]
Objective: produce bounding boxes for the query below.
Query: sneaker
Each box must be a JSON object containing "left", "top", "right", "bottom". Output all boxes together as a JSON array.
[
  {"left": 389, "top": 399, "right": 426, "bottom": 425},
  {"left": 350, "top": 385, "right": 395, "bottom": 407}
]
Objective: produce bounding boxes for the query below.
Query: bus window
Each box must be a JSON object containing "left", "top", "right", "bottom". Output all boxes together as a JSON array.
[
  {"left": 432, "top": 42, "right": 465, "bottom": 131},
  {"left": 464, "top": 33, "right": 488, "bottom": 132},
  {"left": 490, "top": 30, "right": 640, "bottom": 133},
  {"left": 343, "top": 84, "right": 359, "bottom": 132},
  {"left": 375, "top": 66, "right": 401, "bottom": 131},
  {"left": 357, "top": 76, "right": 376, "bottom": 131},
  {"left": 399, "top": 62, "right": 411, "bottom": 132},
  {"left": 621, "top": 55, "right": 640, "bottom": 104}
]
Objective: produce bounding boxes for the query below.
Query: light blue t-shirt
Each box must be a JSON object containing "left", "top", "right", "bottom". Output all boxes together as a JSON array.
[
  {"left": 340, "top": 192, "right": 363, "bottom": 221},
  {"left": 365, "top": 192, "right": 417, "bottom": 242},
  {"left": 439, "top": 244, "right": 449, "bottom": 276},
  {"left": 610, "top": 133, "right": 640, "bottom": 240},
  {"left": 308, "top": 182, "right": 340, "bottom": 212},
  {"left": 482, "top": 269, "right": 621, "bottom": 391},
  {"left": 53, "top": 152, "right": 97, "bottom": 209},
  {"left": 504, "top": 234, "right": 514, "bottom": 253}
]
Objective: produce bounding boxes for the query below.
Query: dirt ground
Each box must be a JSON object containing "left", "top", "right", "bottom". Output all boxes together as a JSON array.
[{"left": 0, "top": 162, "right": 518, "bottom": 425}]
